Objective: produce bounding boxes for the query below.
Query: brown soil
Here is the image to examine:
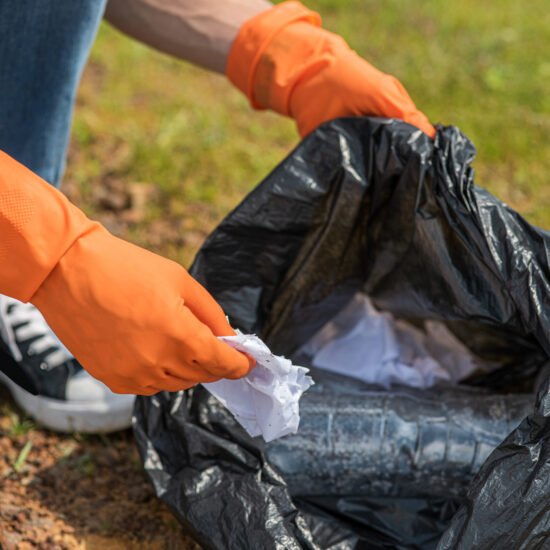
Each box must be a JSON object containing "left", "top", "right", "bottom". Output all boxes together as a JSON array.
[{"left": 0, "top": 386, "right": 199, "bottom": 549}]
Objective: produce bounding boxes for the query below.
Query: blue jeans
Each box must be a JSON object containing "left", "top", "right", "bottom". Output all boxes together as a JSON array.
[{"left": 0, "top": 0, "right": 106, "bottom": 187}]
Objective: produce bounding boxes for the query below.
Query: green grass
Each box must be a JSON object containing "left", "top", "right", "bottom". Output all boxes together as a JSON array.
[
  {"left": 13, "top": 440, "right": 33, "bottom": 473},
  {"left": 3, "top": 408, "right": 35, "bottom": 437},
  {"left": 66, "top": 0, "right": 549, "bottom": 269}
]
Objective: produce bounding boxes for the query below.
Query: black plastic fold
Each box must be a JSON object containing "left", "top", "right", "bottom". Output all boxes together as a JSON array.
[{"left": 133, "top": 118, "right": 550, "bottom": 549}]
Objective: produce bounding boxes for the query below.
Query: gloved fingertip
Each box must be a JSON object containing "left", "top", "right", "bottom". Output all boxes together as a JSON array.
[
  {"left": 140, "top": 387, "right": 160, "bottom": 396},
  {"left": 424, "top": 123, "right": 437, "bottom": 139},
  {"left": 409, "top": 112, "right": 436, "bottom": 139},
  {"left": 242, "top": 351, "right": 257, "bottom": 373},
  {"left": 222, "top": 349, "right": 256, "bottom": 379}
]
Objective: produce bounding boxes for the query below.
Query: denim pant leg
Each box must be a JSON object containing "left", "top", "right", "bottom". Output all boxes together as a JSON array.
[{"left": 0, "top": 0, "right": 106, "bottom": 187}]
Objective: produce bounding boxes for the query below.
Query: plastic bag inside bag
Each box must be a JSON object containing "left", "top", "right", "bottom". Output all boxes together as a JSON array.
[{"left": 133, "top": 118, "right": 550, "bottom": 549}]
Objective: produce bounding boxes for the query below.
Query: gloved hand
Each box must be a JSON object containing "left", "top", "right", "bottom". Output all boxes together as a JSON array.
[
  {"left": 227, "top": 1, "right": 435, "bottom": 138},
  {"left": 0, "top": 151, "right": 254, "bottom": 395}
]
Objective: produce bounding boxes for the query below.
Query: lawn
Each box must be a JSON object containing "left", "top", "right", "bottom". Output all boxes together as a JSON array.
[{"left": 1, "top": 1, "right": 548, "bottom": 547}]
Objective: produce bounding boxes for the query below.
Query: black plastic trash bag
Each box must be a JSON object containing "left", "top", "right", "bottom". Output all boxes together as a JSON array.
[{"left": 133, "top": 118, "right": 550, "bottom": 549}]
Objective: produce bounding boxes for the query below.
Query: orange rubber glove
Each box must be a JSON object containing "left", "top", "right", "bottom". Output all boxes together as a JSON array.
[
  {"left": 0, "top": 151, "right": 254, "bottom": 395},
  {"left": 227, "top": 1, "right": 435, "bottom": 138}
]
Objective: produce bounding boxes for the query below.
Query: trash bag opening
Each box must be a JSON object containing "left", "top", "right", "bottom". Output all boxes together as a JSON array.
[
  {"left": 264, "top": 288, "right": 535, "bottom": 503},
  {"left": 294, "top": 291, "right": 504, "bottom": 392},
  {"left": 134, "top": 118, "right": 550, "bottom": 550}
]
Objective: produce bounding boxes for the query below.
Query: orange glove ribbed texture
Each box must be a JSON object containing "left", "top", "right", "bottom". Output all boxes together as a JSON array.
[
  {"left": 0, "top": 151, "right": 90, "bottom": 301},
  {"left": 227, "top": 1, "right": 435, "bottom": 138},
  {"left": 0, "top": 151, "right": 253, "bottom": 395}
]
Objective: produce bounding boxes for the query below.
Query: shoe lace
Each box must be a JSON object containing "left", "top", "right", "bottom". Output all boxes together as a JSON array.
[{"left": 1, "top": 297, "right": 73, "bottom": 370}]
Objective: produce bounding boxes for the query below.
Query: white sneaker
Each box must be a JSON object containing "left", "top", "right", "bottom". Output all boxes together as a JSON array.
[{"left": 0, "top": 295, "right": 134, "bottom": 433}]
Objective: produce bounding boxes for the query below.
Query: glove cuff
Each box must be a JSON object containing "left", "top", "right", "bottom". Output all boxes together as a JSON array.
[
  {"left": 226, "top": 1, "right": 321, "bottom": 111},
  {"left": 0, "top": 150, "right": 93, "bottom": 302}
]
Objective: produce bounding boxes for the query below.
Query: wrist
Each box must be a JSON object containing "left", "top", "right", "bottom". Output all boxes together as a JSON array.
[{"left": 227, "top": 1, "right": 321, "bottom": 109}]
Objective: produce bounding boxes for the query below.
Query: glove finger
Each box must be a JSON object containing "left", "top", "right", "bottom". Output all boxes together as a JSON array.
[
  {"left": 181, "top": 273, "right": 235, "bottom": 336},
  {"left": 175, "top": 305, "right": 255, "bottom": 380},
  {"left": 146, "top": 377, "right": 198, "bottom": 393},
  {"left": 162, "top": 368, "right": 220, "bottom": 385},
  {"left": 202, "top": 335, "right": 256, "bottom": 379},
  {"left": 383, "top": 77, "right": 436, "bottom": 138},
  {"left": 132, "top": 386, "right": 159, "bottom": 396},
  {"left": 405, "top": 111, "right": 436, "bottom": 138},
  {"left": 357, "top": 74, "right": 433, "bottom": 138}
]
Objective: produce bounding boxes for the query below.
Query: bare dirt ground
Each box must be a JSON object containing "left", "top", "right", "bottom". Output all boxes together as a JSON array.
[{"left": 0, "top": 387, "right": 198, "bottom": 549}]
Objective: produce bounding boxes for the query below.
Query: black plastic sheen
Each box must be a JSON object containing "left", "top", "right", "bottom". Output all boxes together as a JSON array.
[{"left": 133, "top": 118, "right": 550, "bottom": 549}]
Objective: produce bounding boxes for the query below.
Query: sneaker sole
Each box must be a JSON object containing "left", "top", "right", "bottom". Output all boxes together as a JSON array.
[{"left": 0, "top": 369, "right": 135, "bottom": 433}]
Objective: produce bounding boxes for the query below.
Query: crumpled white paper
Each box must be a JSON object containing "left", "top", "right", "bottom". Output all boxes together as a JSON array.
[
  {"left": 300, "top": 293, "right": 482, "bottom": 389},
  {"left": 203, "top": 332, "right": 314, "bottom": 442}
]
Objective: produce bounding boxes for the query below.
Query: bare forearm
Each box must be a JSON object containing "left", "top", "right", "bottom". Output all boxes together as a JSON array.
[{"left": 104, "top": 0, "right": 272, "bottom": 73}]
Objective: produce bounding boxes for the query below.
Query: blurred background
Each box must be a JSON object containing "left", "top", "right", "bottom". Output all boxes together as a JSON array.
[{"left": 1, "top": 0, "right": 549, "bottom": 547}]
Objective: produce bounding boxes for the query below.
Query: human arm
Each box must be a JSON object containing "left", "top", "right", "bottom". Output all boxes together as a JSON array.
[
  {"left": 105, "top": 0, "right": 434, "bottom": 136},
  {"left": 104, "top": 0, "right": 272, "bottom": 73}
]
